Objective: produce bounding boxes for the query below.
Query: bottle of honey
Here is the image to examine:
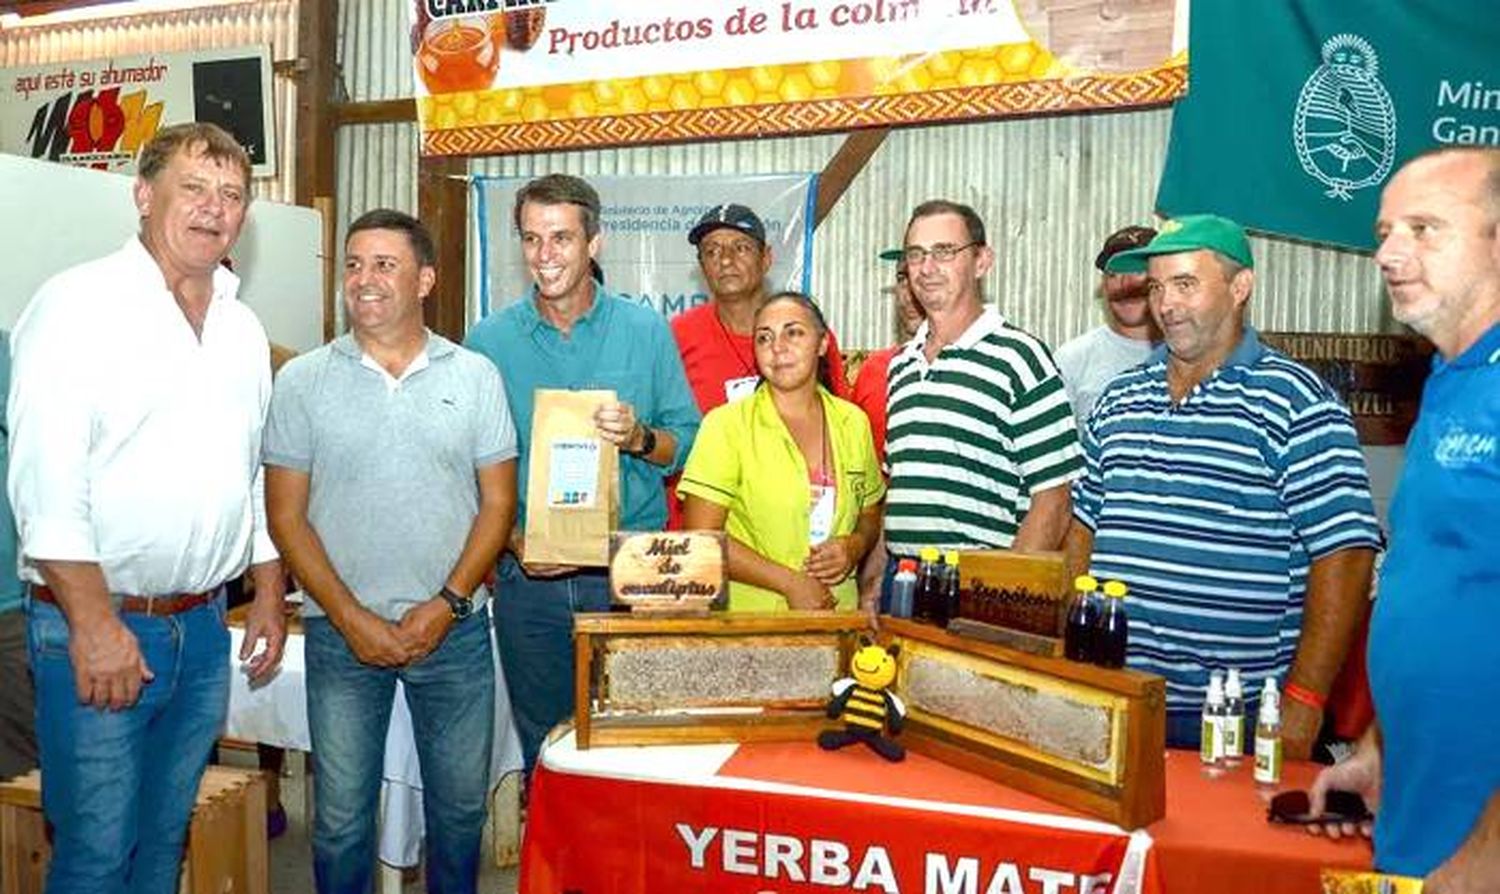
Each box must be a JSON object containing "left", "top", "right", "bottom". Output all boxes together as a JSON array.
[
  {"left": 1064, "top": 575, "right": 1100, "bottom": 663},
  {"left": 1093, "top": 580, "right": 1128, "bottom": 668}
]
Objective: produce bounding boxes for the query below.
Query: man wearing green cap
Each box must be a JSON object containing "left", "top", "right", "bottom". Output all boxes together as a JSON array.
[
  {"left": 851, "top": 250, "right": 924, "bottom": 466},
  {"left": 1065, "top": 214, "right": 1381, "bottom": 758}
]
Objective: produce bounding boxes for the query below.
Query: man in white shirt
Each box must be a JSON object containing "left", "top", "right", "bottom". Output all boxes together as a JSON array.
[
  {"left": 6, "top": 122, "right": 286, "bottom": 894},
  {"left": 1054, "top": 225, "right": 1159, "bottom": 426}
]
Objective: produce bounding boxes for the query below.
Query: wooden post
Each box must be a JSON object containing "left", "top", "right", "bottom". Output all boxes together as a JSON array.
[
  {"left": 294, "top": 0, "right": 338, "bottom": 209},
  {"left": 417, "top": 156, "right": 471, "bottom": 341}
]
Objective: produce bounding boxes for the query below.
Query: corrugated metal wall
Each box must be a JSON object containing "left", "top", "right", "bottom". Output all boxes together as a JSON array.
[
  {"left": 335, "top": 0, "right": 1394, "bottom": 350},
  {"left": 0, "top": 0, "right": 302, "bottom": 204}
]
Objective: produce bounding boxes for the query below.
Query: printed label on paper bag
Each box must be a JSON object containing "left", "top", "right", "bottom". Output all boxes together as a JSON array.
[{"left": 547, "top": 438, "right": 601, "bottom": 508}]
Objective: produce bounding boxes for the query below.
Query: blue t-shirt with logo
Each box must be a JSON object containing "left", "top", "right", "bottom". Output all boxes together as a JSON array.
[{"left": 1369, "top": 322, "right": 1500, "bottom": 876}]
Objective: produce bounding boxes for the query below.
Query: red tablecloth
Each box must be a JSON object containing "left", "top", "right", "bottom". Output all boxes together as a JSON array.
[{"left": 521, "top": 735, "right": 1372, "bottom": 894}]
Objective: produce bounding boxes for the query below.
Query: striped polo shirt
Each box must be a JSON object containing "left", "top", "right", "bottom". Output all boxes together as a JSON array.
[
  {"left": 1072, "top": 327, "right": 1382, "bottom": 715},
  {"left": 884, "top": 308, "right": 1082, "bottom": 555}
]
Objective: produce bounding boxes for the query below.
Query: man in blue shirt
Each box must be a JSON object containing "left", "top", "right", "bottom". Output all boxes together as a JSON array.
[
  {"left": 0, "top": 331, "right": 34, "bottom": 782},
  {"left": 1311, "top": 146, "right": 1500, "bottom": 889},
  {"left": 465, "top": 174, "right": 700, "bottom": 772},
  {"left": 1066, "top": 214, "right": 1381, "bottom": 759}
]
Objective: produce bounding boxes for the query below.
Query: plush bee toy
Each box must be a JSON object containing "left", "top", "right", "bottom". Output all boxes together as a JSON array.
[{"left": 818, "top": 637, "right": 906, "bottom": 762}]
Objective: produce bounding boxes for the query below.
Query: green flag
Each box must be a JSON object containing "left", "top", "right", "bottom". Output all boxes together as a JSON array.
[{"left": 1157, "top": 2, "right": 1499, "bottom": 251}]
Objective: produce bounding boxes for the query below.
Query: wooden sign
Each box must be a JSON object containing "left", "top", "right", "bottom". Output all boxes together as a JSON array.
[
  {"left": 954, "top": 550, "right": 1068, "bottom": 655},
  {"left": 881, "top": 617, "right": 1166, "bottom": 829},
  {"left": 609, "top": 531, "right": 727, "bottom": 612},
  {"left": 1260, "top": 332, "right": 1432, "bottom": 446}
]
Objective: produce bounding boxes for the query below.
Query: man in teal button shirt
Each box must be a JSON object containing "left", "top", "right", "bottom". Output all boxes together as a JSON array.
[
  {"left": 465, "top": 173, "right": 700, "bottom": 772},
  {"left": 0, "top": 331, "right": 36, "bottom": 781}
]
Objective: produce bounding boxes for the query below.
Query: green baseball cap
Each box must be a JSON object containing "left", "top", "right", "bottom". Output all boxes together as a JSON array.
[{"left": 1104, "top": 214, "right": 1254, "bottom": 274}]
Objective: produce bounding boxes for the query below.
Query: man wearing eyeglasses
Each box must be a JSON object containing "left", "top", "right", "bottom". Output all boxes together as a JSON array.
[
  {"left": 1065, "top": 214, "right": 1380, "bottom": 758},
  {"left": 882, "top": 200, "right": 1083, "bottom": 598},
  {"left": 1054, "top": 225, "right": 1159, "bottom": 427}
]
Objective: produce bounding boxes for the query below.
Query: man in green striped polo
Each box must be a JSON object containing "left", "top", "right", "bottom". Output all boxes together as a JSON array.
[{"left": 882, "top": 200, "right": 1083, "bottom": 584}]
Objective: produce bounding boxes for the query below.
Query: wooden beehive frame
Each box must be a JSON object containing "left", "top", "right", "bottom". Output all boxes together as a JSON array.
[
  {"left": 880, "top": 618, "right": 1165, "bottom": 829},
  {"left": 572, "top": 613, "right": 869, "bottom": 749}
]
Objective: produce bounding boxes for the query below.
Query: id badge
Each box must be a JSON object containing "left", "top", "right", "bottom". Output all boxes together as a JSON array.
[
  {"left": 808, "top": 484, "right": 836, "bottom": 545},
  {"left": 724, "top": 375, "right": 760, "bottom": 403}
]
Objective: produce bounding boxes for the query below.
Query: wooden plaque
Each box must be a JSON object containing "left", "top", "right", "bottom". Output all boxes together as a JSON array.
[
  {"left": 955, "top": 549, "right": 1068, "bottom": 651},
  {"left": 608, "top": 531, "right": 727, "bottom": 612},
  {"left": 881, "top": 617, "right": 1166, "bottom": 829}
]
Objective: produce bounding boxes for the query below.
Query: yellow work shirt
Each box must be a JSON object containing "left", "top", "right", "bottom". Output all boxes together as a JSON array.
[{"left": 679, "top": 384, "right": 885, "bottom": 611}]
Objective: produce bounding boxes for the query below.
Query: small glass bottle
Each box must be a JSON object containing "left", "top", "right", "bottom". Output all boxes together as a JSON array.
[
  {"left": 1064, "top": 575, "right": 1101, "bottom": 663},
  {"left": 1223, "top": 668, "right": 1246, "bottom": 767},
  {"left": 1253, "top": 677, "right": 1283, "bottom": 787},
  {"left": 913, "top": 547, "right": 942, "bottom": 624},
  {"left": 1201, "top": 670, "right": 1226, "bottom": 774},
  {"left": 1093, "top": 580, "right": 1129, "bottom": 668},
  {"left": 938, "top": 550, "right": 962, "bottom": 628}
]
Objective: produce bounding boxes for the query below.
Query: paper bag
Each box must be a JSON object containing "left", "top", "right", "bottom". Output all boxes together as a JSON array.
[{"left": 523, "top": 389, "right": 620, "bottom": 566}]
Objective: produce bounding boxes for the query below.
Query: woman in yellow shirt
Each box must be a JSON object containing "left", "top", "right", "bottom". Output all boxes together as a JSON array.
[{"left": 680, "top": 292, "right": 884, "bottom": 611}]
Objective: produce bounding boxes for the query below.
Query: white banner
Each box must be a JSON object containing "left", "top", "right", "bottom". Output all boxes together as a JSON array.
[
  {"left": 1, "top": 45, "right": 276, "bottom": 177},
  {"left": 475, "top": 173, "right": 817, "bottom": 320}
]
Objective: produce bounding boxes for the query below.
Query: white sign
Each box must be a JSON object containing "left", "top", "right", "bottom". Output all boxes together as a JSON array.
[{"left": 1, "top": 44, "right": 277, "bottom": 178}]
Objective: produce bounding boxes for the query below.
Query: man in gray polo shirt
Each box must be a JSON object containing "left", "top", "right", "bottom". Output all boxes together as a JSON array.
[{"left": 264, "top": 209, "right": 518, "bottom": 894}]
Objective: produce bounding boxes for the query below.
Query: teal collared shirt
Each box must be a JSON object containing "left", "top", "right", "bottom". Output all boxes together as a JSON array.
[
  {"left": 0, "top": 332, "right": 23, "bottom": 615},
  {"left": 465, "top": 288, "right": 701, "bottom": 532}
]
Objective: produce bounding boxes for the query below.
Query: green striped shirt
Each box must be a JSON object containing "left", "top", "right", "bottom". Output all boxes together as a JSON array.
[{"left": 884, "top": 308, "right": 1082, "bottom": 555}]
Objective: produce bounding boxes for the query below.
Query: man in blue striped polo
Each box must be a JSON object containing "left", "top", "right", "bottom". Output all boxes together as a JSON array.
[{"left": 1065, "top": 214, "right": 1382, "bottom": 757}]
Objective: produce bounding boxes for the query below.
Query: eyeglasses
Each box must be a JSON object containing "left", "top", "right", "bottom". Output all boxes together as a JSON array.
[{"left": 901, "top": 242, "right": 980, "bottom": 265}]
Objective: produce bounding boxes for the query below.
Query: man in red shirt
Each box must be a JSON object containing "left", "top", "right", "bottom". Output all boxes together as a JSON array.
[
  {"left": 668, "top": 204, "right": 848, "bottom": 526},
  {"left": 849, "top": 250, "right": 924, "bottom": 466}
]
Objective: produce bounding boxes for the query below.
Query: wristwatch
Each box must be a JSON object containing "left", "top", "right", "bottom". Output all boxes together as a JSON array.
[
  {"left": 438, "top": 586, "right": 473, "bottom": 620},
  {"left": 628, "top": 423, "right": 657, "bottom": 457}
]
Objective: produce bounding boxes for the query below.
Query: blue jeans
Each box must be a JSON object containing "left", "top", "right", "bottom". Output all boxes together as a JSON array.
[
  {"left": 27, "top": 593, "right": 229, "bottom": 894},
  {"left": 305, "top": 611, "right": 494, "bottom": 894},
  {"left": 492, "top": 555, "right": 610, "bottom": 773}
]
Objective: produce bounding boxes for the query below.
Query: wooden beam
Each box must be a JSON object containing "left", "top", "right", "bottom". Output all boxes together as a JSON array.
[
  {"left": 813, "top": 127, "right": 889, "bottom": 229},
  {"left": 332, "top": 98, "right": 418, "bottom": 128},
  {"left": 418, "top": 156, "right": 469, "bottom": 342},
  {"left": 314, "top": 196, "right": 337, "bottom": 343},
  {"left": 294, "top": 0, "right": 337, "bottom": 208}
]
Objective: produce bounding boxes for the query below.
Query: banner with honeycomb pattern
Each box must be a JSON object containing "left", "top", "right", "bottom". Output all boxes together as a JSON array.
[{"left": 410, "top": 0, "right": 1187, "bottom": 157}]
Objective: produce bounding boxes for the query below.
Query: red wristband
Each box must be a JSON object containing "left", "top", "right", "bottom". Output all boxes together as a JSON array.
[{"left": 1283, "top": 682, "right": 1327, "bottom": 710}]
